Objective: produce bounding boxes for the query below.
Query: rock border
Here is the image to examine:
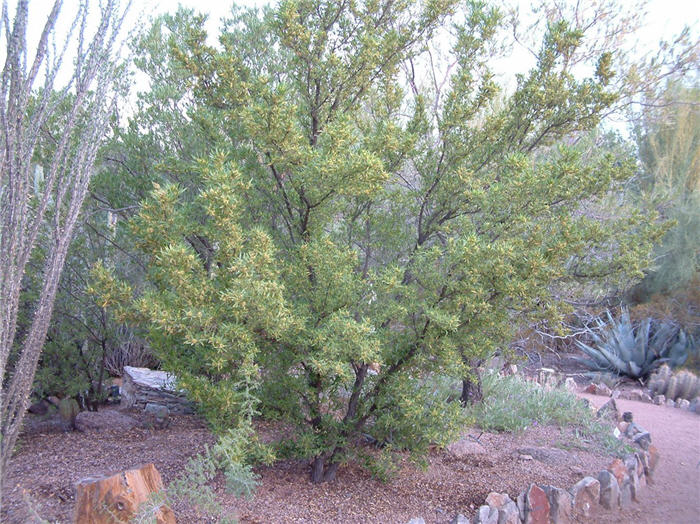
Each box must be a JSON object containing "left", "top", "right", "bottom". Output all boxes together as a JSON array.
[{"left": 405, "top": 376, "right": 663, "bottom": 524}]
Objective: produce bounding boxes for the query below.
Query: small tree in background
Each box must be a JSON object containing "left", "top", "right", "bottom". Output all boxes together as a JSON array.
[
  {"left": 0, "top": 0, "right": 129, "bottom": 485},
  {"left": 627, "top": 82, "right": 700, "bottom": 303}
]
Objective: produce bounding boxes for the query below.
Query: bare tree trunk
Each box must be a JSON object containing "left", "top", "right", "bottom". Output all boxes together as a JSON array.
[
  {"left": 460, "top": 371, "right": 483, "bottom": 406},
  {"left": 0, "top": 0, "right": 130, "bottom": 497}
]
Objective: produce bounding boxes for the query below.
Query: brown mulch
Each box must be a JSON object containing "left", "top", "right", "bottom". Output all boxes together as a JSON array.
[{"left": 1, "top": 406, "right": 614, "bottom": 524}]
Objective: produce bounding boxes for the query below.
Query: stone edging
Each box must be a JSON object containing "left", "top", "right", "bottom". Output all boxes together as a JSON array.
[{"left": 406, "top": 385, "right": 660, "bottom": 524}]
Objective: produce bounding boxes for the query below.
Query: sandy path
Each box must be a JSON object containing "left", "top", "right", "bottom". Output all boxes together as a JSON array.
[{"left": 579, "top": 393, "right": 700, "bottom": 524}]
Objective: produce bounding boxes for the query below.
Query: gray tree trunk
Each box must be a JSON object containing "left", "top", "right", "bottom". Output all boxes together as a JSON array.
[{"left": 0, "top": 0, "right": 130, "bottom": 499}]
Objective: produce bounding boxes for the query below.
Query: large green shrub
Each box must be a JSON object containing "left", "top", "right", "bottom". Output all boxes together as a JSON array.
[{"left": 95, "top": 0, "right": 664, "bottom": 483}]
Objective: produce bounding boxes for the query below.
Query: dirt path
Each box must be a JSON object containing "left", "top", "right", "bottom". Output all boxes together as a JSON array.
[{"left": 579, "top": 393, "right": 700, "bottom": 524}]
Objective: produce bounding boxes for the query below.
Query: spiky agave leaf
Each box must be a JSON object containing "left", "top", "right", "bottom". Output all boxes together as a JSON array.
[{"left": 573, "top": 309, "right": 694, "bottom": 379}]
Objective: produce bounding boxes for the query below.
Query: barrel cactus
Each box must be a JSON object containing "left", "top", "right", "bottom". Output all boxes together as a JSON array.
[
  {"left": 649, "top": 365, "right": 700, "bottom": 401},
  {"left": 573, "top": 309, "right": 696, "bottom": 379}
]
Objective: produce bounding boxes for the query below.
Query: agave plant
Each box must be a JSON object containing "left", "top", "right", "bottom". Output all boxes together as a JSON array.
[{"left": 573, "top": 309, "right": 695, "bottom": 379}]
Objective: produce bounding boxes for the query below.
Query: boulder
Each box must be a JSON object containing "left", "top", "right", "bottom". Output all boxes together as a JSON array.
[
  {"left": 524, "top": 484, "right": 550, "bottom": 524},
  {"left": 122, "top": 366, "right": 193, "bottom": 415},
  {"left": 450, "top": 515, "right": 470, "bottom": 524},
  {"left": 74, "top": 463, "right": 175, "bottom": 524},
  {"left": 75, "top": 410, "right": 139, "bottom": 432},
  {"left": 542, "top": 485, "right": 573, "bottom": 524},
  {"left": 665, "top": 398, "right": 676, "bottom": 408},
  {"left": 678, "top": 399, "right": 690, "bottom": 409},
  {"left": 653, "top": 394, "right": 665, "bottom": 405},
  {"left": 406, "top": 519, "right": 426, "bottom": 524},
  {"left": 597, "top": 470, "right": 620, "bottom": 509},
  {"left": 570, "top": 477, "right": 600, "bottom": 518}
]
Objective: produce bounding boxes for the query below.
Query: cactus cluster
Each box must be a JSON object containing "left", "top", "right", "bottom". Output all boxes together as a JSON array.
[{"left": 649, "top": 364, "right": 700, "bottom": 401}]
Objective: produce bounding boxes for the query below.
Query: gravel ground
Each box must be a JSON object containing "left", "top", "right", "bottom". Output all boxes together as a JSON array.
[
  {"left": 1, "top": 407, "right": 613, "bottom": 523},
  {"left": 580, "top": 393, "right": 700, "bottom": 524}
]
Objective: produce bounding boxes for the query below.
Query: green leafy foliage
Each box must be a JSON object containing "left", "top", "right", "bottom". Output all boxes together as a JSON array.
[
  {"left": 95, "top": 0, "right": 665, "bottom": 483},
  {"left": 574, "top": 309, "right": 696, "bottom": 378}
]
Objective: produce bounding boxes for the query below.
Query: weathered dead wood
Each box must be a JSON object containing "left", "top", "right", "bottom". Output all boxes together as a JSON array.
[{"left": 73, "top": 463, "right": 175, "bottom": 524}]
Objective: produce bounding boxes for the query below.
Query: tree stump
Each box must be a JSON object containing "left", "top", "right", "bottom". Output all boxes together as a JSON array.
[{"left": 73, "top": 463, "right": 175, "bottom": 524}]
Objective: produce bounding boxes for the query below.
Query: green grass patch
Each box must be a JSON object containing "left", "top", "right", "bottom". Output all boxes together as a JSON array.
[{"left": 468, "top": 372, "right": 632, "bottom": 456}]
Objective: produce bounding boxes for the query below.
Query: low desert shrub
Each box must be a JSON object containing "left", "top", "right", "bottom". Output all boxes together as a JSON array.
[{"left": 469, "top": 373, "right": 628, "bottom": 455}]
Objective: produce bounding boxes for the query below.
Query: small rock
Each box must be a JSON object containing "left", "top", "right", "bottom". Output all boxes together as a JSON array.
[
  {"left": 690, "top": 397, "right": 699, "bottom": 413},
  {"left": 585, "top": 383, "right": 612, "bottom": 396},
  {"left": 611, "top": 389, "right": 621, "bottom": 399},
  {"left": 597, "top": 383, "right": 612, "bottom": 396},
  {"left": 144, "top": 402, "right": 170, "bottom": 429},
  {"left": 570, "top": 477, "right": 600, "bottom": 518},
  {"left": 524, "top": 484, "right": 550, "bottom": 524},
  {"left": 542, "top": 485, "right": 573, "bottom": 524},
  {"left": 450, "top": 514, "right": 470, "bottom": 524},
  {"left": 652, "top": 394, "right": 665, "bottom": 405},
  {"left": 47, "top": 395, "right": 61, "bottom": 407},
  {"left": 474, "top": 505, "right": 498, "bottom": 524},
  {"left": 564, "top": 377, "right": 577, "bottom": 394},
  {"left": 665, "top": 398, "right": 676, "bottom": 408},
  {"left": 519, "top": 454, "right": 534, "bottom": 461},
  {"left": 448, "top": 438, "right": 488, "bottom": 458},
  {"left": 678, "top": 399, "right": 690, "bottom": 409},
  {"left": 508, "top": 364, "right": 518, "bottom": 375},
  {"left": 620, "top": 389, "right": 644, "bottom": 401},
  {"left": 632, "top": 431, "right": 652, "bottom": 450},
  {"left": 407, "top": 519, "right": 425, "bottom": 524},
  {"left": 597, "top": 470, "right": 620, "bottom": 509},
  {"left": 640, "top": 392, "right": 653, "bottom": 403},
  {"left": 597, "top": 398, "right": 620, "bottom": 422}
]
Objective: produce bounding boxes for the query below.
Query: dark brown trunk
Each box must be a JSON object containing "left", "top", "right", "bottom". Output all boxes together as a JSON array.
[
  {"left": 310, "top": 451, "right": 340, "bottom": 483},
  {"left": 311, "top": 456, "right": 325, "bottom": 483},
  {"left": 460, "top": 374, "right": 483, "bottom": 406}
]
